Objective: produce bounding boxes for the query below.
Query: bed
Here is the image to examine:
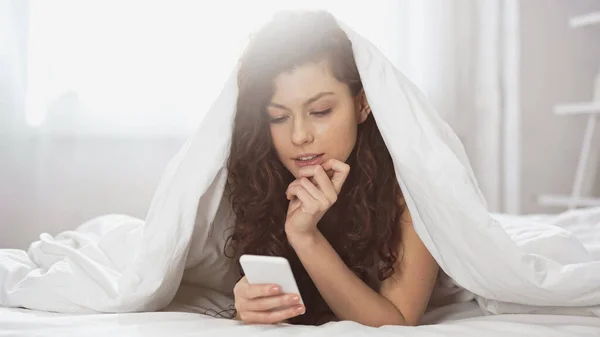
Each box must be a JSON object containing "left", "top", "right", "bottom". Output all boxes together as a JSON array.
[
  {"left": 2, "top": 301, "right": 600, "bottom": 337},
  {"left": 2, "top": 206, "right": 600, "bottom": 336}
]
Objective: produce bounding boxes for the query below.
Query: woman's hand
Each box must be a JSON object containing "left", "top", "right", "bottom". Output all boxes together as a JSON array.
[
  {"left": 284, "top": 159, "right": 350, "bottom": 239},
  {"left": 234, "top": 276, "right": 305, "bottom": 324}
]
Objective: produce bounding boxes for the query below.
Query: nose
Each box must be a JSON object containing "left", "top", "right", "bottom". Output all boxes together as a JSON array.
[{"left": 291, "top": 118, "right": 314, "bottom": 146}]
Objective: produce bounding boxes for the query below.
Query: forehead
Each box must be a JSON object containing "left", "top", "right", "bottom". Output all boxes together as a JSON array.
[{"left": 271, "top": 60, "right": 348, "bottom": 104}]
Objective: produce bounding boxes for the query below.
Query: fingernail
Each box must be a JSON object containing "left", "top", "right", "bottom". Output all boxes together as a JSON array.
[
  {"left": 296, "top": 305, "right": 305, "bottom": 314},
  {"left": 291, "top": 295, "right": 299, "bottom": 302},
  {"left": 270, "top": 286, "right": 280, "bottom": 294}
]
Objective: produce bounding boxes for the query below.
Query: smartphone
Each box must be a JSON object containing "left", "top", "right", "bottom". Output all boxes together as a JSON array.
[{"left": 239, "top": 254, "right": 304, "bottom": 306}]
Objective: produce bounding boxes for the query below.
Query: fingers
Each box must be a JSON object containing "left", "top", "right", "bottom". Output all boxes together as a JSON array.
[
  {"left": 235, "top": 277, "right": 281, "bottom": 299},
  {"left": 298, "top": 178, "right": 333, "bottom": 211},
  {"left": 286, "top": 185, "right": 320, "bottom": 215},
  {"left": 320, "top": 159, "right": 350, "bottom": 193},
  {"left": 233, "top": 276, "right": 249, "bottom": 299},
  {"left": 234, "top": 277, "right": 305, "bottom": 324},
  {"left": 248, "top": 285, "right": 281, "bottom": 300},
  {"left": 240, "top": 293, "right": 301, "bottom": 312},
  {"left": 239, "top": 304, "right": 306, "bottom": 324},
  {"left": 298, "top": 165, "right": 338, "bottom": 203},
  {"left": 285, "top": 161, "right": 348, "bottom": 215},
  {"left": 285, "top": 180, "right": 301, "bottom": 200}
]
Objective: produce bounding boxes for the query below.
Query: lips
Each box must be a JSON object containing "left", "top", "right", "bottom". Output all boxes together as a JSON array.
[
  {"left": 293, "top": 153, "right": 325, "bottom": 168},
  {"left": 296, "top": 154, "right": 320, "bottom": 161}
]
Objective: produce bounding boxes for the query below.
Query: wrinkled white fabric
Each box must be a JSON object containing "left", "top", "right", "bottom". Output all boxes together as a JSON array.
[{"left": 1, "top": 21, "right": 600, "bottom": 317}]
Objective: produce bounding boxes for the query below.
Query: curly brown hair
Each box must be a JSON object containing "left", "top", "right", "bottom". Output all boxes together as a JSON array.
[{"left": 225, "top": 10, "right": 405, "bottom": 325}]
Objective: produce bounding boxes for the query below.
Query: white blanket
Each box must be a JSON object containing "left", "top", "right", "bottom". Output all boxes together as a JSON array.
[{"left": 1, "top": 20, "right": 600, "bottom": 320}]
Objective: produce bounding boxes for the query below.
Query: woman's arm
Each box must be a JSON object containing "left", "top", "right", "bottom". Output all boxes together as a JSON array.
[
  {"left": 379, "top": 207, "right": 439, "bottom": 325},
  {"left": 288, "top": 231, "right": 407, "bottom": 327},
  {"left": 284, "top": 161, "right": 438, "bottom": 326},
  {"left": 288, "top": 207, "right": 438, "bottom": 327}
]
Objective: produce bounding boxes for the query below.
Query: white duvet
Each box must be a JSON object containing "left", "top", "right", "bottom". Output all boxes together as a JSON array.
[{"left": 1, "top": 18, "right": 600, "bottom": 329}]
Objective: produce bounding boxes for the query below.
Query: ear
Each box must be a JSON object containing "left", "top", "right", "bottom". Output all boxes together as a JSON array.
[{"left": 354, "top": 89, "right": 371, "bottom": 124}]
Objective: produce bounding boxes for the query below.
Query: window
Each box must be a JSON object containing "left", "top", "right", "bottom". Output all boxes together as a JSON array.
[{"left": 24, "top": 0, "right": 408, "bottom": 137}]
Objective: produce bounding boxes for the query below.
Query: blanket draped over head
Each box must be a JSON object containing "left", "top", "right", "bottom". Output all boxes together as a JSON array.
[{"left": 2, "top": 20, "right": 600, "bottom": 318}]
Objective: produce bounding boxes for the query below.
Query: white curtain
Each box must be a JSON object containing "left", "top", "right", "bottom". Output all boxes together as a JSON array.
[
  {"left": 399, "top": 0, "right": 520, "bottom": 213},
  {"left": 0, "top": 0, "right": 27, "bottom": 136}
]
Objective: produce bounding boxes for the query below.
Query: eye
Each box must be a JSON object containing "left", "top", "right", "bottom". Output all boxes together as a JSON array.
[
  {"left": 311, "top": 108, "right": 332, "bottom": 117},
  {"left": 269, "top": 116, "right": 289, "bottom": 124}
]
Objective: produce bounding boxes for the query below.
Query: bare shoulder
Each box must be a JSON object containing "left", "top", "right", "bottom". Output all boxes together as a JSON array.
[{"left": 398, "top": 197, "right": 412, "bottom": 225}]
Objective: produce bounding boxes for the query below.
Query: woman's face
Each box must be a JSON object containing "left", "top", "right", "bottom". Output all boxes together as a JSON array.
[{"left": 266, "top": 60, "right": 370, "bottom": 178}]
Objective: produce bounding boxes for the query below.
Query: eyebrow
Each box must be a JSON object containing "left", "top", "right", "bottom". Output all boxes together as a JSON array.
[{"left": 268, "top": 92, "right": 335, "bottom": 111}]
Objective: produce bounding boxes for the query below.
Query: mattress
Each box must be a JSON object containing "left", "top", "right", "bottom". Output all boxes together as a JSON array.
[{"left": 2, "top": 301, "right": 599, "bottom": 337}]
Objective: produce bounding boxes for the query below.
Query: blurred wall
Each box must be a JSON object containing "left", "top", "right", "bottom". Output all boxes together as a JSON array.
[
  {"left": 0, "top": 137, "right": 184, "bottom": 249},
  {"left": 520, "top": 0, "right": 600, "bottom": 214}
]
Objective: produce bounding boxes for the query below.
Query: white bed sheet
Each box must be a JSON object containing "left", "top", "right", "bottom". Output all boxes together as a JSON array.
[{"left": 2, "top": 303, "right": 599, "bottom": 337}]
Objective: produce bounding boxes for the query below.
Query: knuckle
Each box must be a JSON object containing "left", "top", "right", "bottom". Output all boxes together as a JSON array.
[
  {"left": 236, "top": 297, "right": 249, "bottom": 310},
  {"left": 233, "top": 283, "right": 242, "bottom": 296}
]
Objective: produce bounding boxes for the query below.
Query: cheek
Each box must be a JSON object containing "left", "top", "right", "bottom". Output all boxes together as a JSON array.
[
  {"left": 316, "top": 114, "right": 358, "bottom": 156},
  {"left": 269, "top": 126, "right": 290, "bottom": 157}
]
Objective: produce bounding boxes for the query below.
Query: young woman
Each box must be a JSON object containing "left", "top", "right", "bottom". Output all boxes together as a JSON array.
[{"left": 225, "top": 10, "right": 439, "bottom": 327}]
